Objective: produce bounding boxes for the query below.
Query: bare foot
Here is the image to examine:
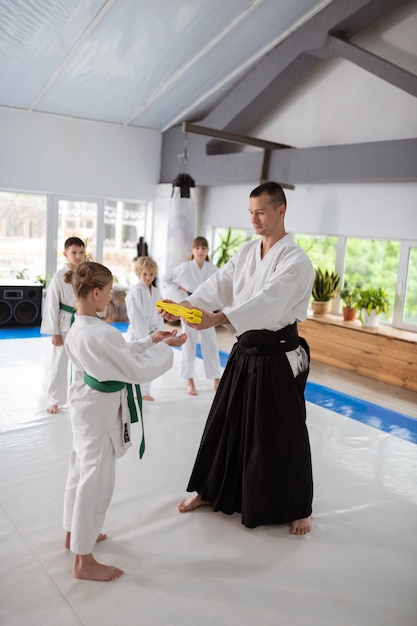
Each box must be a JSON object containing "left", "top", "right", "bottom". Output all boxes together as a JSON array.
[
  {"left": 47, "top": 404, "right": 59, "bottom": 414},
  {"left": 177, "top": 493, "right": 211, "bottom": 513},
  {"left": 289, "top": 516, "right": 312, "bottom": 535},
  {"left": 73, "top": 553, "right": 123, "bottom": 581},
  {"left": 187, "top": 378, "right": 197, "bottom": 396},
  {"left": 64, "top": 531, "right": 107, "bottom": 549},
  {"left": 142, "top": 395, "right": 154, "bottom": 401},
  {"left": 214, "top": 378, "right": 220, "bottom": 391}
]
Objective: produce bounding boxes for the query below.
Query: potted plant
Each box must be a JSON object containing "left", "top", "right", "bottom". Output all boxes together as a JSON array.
[
  {"left": 311, "top": 268, "right": 341, "bottom": 314},
  {"left": 340, "top": 281, "right": 361, "bottom": 321},
  {"left": 356, "top": 286, "right": 390, "bottom": 327}
]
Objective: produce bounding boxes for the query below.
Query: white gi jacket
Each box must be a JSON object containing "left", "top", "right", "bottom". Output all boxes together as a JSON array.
[
  {"left": 125, "top": 281, "right": 164, "bottom": 340},
  {"left": 162, "top": 259, "right": 222, "bottom": 380},
  {"left": 40, "top": 262, "right": 75, "bottom": 335},
  {"left": 65, "top": 316, "right": 174, "bottom": 462},
  {"left": 162, "top": 259, "right": 219, "bottom": 297},
  {"left": 187, "top": 235, "right": 314, "bottom": 337}
]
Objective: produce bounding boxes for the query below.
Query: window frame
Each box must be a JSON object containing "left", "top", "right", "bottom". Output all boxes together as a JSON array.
[{"left": 394, "top": 240, "right": 417, "bottom": 331}]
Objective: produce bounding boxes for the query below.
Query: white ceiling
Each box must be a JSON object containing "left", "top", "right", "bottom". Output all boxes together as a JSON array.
[
  {"left": 1, "top": 0, "right": 415, "bottom": 186},
  {"left": 0, "top": 0, "right": 337, "bottom": 132}
]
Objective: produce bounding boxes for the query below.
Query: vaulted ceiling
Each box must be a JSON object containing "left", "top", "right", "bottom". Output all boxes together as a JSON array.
[
  {"left": 0, "top": 0, "right": 415, "bottom": 186},
  {"left": 0, "top": 0, "right": 336, "bottom": 130}
]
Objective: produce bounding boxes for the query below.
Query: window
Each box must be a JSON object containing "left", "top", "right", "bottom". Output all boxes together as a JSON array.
[
  {"left": 102, "top": 201, "right": 148, "bottom": 285},
  {"left": 344, "top": 238, "right": 400, "bottom": 324},
  {"left": 211, "top": 227, "right": 251, "bottom": 267},
  {"left": 396, "top": 242, "right": 417, "bottom": 330},
  {"left": 294, "top": 234, "right": 413, "bottom": 327},
  {"left": 0, "top": 192, "right": 47, "bottom": 281},
  {"left": 57, "top": 199, "right": 98, "bottom": 263},
  {"left": 294, "top": 235, "right": 338, "bottom": 271}
]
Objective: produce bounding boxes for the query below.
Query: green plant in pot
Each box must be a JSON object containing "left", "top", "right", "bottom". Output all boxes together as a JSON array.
[
  {"left": 340, "top": 281, "right": 361, "bottom": 321},
  {"left": 357, "top": 286, "right": 390, "bottom": 327},
  {"left": 311, "top": 268, "right": 341, "bottom": 314}
]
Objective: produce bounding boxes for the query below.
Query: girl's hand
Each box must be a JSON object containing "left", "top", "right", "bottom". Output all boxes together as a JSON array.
[
  {"left": 151, "top": 329, "right": 178, "bottom": 344},
  {"left": 163, "top": 332, "right": 187, "bottom": 347},
  {"left": 52, "top": 334, "right": 64, "bottom": 346}
]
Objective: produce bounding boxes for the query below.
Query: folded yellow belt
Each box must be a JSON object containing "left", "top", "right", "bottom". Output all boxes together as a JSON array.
[{"left": 155, "top": 300, "right": 203, "bottom": 324}]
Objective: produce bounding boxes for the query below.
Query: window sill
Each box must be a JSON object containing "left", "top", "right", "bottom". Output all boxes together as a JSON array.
[{"left": 299, "top": 312, "right": 417, "bottom": 391}]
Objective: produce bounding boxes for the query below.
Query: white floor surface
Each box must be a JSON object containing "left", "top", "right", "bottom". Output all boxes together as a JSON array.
[{"left": 1, "top": 336, "right": 416, "bottom": 626}]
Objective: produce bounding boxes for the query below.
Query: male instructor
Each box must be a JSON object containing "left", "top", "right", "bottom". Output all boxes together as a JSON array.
[{"left": 159, "top": 181, "right": 315, "bottom": 534}]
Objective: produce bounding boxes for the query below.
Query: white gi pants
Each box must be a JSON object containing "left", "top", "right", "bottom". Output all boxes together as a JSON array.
[
  {"left": 179, "top": 325, "right": 222, "bottom": 379},
  {"left": 47, "top": 336, "right": 70, "bottom": 406},
  {"left": 63, "top": 435, "right": 116, "bottom": 555}
]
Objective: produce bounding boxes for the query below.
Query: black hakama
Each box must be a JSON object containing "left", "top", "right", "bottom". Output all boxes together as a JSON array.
[{"left": 186, "top": 324, "right": 313, "bottom": 529}]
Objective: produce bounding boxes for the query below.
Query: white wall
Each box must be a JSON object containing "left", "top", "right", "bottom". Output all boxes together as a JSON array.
[
  {"left": 247, "top": 2, "right": 417, "bottom": 148},
  {"left": 200, "top": 3, "right": 417, "bottom": 242},
  {"left": 0, "top": 107, "right": 161, "bottom": 201},
  {"left": 200, "top": 182, "right": 417, "bottom": 240},
  {"left": 0, "top": 2, "right": 416, "bottom": 254}
]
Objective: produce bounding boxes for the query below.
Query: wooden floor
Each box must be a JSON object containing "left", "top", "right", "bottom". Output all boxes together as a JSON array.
[{"left": 215, "top": 326, "right": 417, "bottom": 419}]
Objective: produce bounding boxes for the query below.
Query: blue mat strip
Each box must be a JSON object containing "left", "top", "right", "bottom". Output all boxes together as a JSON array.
[
  {"left": 305, "top": 381, "right": 417, "bottom": 444},
  {"left": 2, "top": 326, "right": 416, "bottom": 444},
  {"left": 0, "top": 322, "right": 129, "bottom": 339}
]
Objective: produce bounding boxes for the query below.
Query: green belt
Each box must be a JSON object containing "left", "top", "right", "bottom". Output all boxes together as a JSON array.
[
  {"left": 83, "top": 373, "right": 145, "bottom": 458},
  {"left": 60, "top": 302, "right": 76, "bottom": 325}
]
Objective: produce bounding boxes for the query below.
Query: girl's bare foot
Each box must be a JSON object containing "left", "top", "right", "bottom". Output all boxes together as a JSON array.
[
  {"left": 187, "top": 378, "right": 197, "bottom": 396},
  {"left": 289, "top": 516, "right": 312, "bottom": 535},
  {"left": 142, "top": 395, "right": 154, "bottom": 401},
  {"left": 47, "top": 404, "right": 58, "bottom": 414},
  {"left": 214, "top": 378, "right": 220, "bottom": 391},
  {"left": 64, "top": 531, "right": 107, "bottom": 549},
  {"left": 73, "top": 553, "right": 123, "bottom": 581},
  {"left": 177, "top": 493, "right": 211, "bottom": 513}
]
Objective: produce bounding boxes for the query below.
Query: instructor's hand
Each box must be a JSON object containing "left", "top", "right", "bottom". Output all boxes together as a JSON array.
[
  {"left": 184, "top": 309, "right": 228, "bottom": 330},
  {"left": 156, "top": 299, "right": 191, "bottom": 323}
]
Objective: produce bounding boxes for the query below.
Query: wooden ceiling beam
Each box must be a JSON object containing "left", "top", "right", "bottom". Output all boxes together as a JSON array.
[{"left": 182, "top": 122, "right": 294, "bottom": 152}]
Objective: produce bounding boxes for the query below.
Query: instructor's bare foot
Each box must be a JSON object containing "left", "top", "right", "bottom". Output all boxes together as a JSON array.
[
  {"left": 73, "top": 553, "right": 123, "bottom": 581},
  {"left": 214, "top": 378, "right": 220, "bottom": 391},
  {"left": 187, "top": 378, "right": 197, "bottom": 396},
  {"left": 289, "top": 516, "right": 312, "bottom": 535},
  {"left": 177, "top": 493, "right": 211, "bottom": 513},
  {"left": 65, "top": 531, "right": 107, "bottom": 549},
  {"left": 47, "top": 404, "right": 58, "bottom": 414},
  {"left": 142, "top": 395, "right": 154, "bottom": 401}
]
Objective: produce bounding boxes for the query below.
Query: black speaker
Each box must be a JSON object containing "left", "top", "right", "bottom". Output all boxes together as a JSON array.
[{"left": 0, "top": 284, "right": 43, "bottom": 327}]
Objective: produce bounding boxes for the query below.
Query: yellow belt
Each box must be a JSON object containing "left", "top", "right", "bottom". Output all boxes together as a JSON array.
[{"left": 155, "top": 300, "right": 203, "bottom": 324}]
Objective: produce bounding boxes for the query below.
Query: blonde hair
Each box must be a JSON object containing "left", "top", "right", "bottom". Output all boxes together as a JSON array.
[
  {"left": 134, "top": 256, "right": 158, "bottom": 277},
  {"left": 189, "top": 236, "right": 210, "bottom": 261},
  {"left": 64, "top": 261, "right": 112, "bottom": 299}
]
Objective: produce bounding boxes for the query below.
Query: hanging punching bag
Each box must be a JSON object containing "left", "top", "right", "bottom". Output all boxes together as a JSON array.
[{"left": 165, "top": 172, "right": 196, "bottom": 280}]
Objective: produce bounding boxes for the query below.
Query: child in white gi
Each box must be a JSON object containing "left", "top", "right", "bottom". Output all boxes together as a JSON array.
[
  {"left": 40, "top": 237, "right": 86, "bottom": 414},
  {"left": 63, "top": 261, "right": 186, "bottom": 581},
  {"left": 125, "top": 256, "right": 164, "bottom": 401},
  {"left": 162, "top": 237, "right": 222, "bottom": 396}
]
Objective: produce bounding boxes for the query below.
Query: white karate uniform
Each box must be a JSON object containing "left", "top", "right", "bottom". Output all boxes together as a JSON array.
[
  {"left": 162, "top": 259, "right": 222, "bottom": 380},
  {"left": 63, "top": 315, "right": 174, "bottom": 554},
  {"left": 125, "top": 281, "right": 165, "bottom": 396},
  {"left": 187, "top": 235, "right": 314, "bottom": 376},
  {"left": 40, "top": 262, "right": 75, "bottom": 406}
]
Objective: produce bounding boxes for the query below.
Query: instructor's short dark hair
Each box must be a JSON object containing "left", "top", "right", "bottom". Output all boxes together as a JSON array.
[{"left": 250, "top": 181, "right": 286, "bottom": 207}]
